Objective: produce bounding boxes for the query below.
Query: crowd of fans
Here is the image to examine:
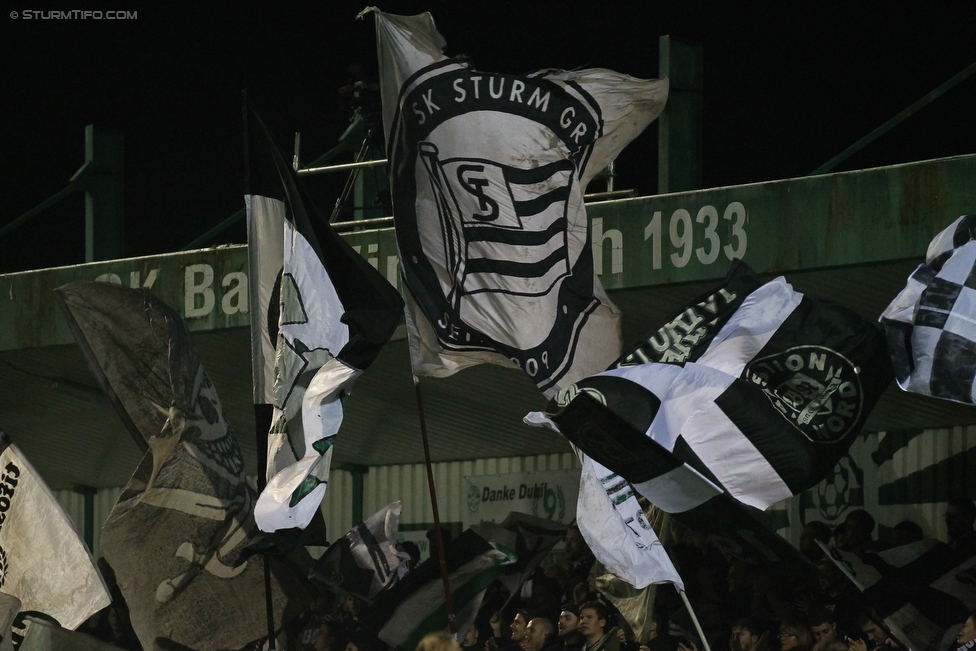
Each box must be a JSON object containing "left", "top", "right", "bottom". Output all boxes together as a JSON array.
[{"left": 83, "top": 498, "right": 976, "bottom": 651}]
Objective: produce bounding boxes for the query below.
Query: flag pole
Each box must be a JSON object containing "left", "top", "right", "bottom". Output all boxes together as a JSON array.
[
  {"left": 244, "top": 90, "right": 277, "bottom": 651},
  {"left": 413, "top": 375, "right": 458, "bottom": 634},
  {"left": 255, "top": 405, "right": 277, "bottom": 650},
  {"left": 678, "top": 589, "right": 712, "bottom": 651}
]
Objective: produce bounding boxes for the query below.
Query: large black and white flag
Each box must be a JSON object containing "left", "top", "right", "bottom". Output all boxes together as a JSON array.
[
  {"left": 308, "top": 501, "right": 406, "bottom": 602},
  {"left": 368, "top": 8, "right": 668, "bottom": 396},
  {"left": 881, "top": 214, "right": 976, "bottom": 403},
  {"left": 823, "top": 540, "right": 976, "bottom": 651},
  {"left": 56, "top": 282, "right": 312, "bottom": 651},
  {"left": 245, "top": 103, "right": 404, "bottom": 532},
  {"left": 0, "top": 430, "right": 109, "bottom": 632},
  {"left": 533, "top": 261, "right": 893, "bottom": 568},
  {"left": 367, "top": 7, "right": 673, "bottom": 590}
]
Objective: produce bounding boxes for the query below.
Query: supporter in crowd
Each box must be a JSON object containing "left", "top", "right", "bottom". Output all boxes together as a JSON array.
[
  {"left": 778, "top": 620, "right": 814, "bottom": 651},
  {"left": 851, "top": 613, "right": 904, "bottom": 651},
  {"left": 798, "top": 522, "right": 833, "bottom": 562},
  {"left": 808, "top": 610, "right": 840, "bottom": 651},
  {"left": 397, "top": 540, "right": 422, "bottom": 572},
  {"left": 558, "top": 607, "right": 585, "bottom": 651},
  {"left": 564, "top": 525, "right": 596, "bottom": 604},
  {"left": 416, "top": 631, "right": 461, "bottom": 651},
  {"left": 887, "top": 521, "right": 923, "bottom": 548},
  {"left": 954, "top": 610, "right": 976, "bottom": 651},
  {"left": 731, "top": 618, "right": 764, "bottom": 651},
  {"left": 578, "top": 601, "right": 619, "bottom": 651},
  {"left": 521, "top": 617, "right": 559, "bottom": 651},
  {"left": 490, "top": 610, "right": 533, "bottom": 651},
  {"left": 945, "top": 499, "right": 976, "bottom": 556},
  {"left": 840, "top": 511, "right": 880, "bottom": 554}
]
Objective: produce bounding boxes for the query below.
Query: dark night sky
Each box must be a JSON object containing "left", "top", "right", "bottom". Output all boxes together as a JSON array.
[{"left": 2, "top": 2, "right": 975, "bottom": 274}]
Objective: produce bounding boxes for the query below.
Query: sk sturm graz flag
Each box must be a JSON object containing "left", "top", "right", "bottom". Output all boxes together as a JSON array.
[
  {"left": 245, "top": 102, "right": 403, "bottom": 533},
  {"left": 308, "top": 501, "right": 406, "bottom": 602},
  {"left": 56, "top": 282, "right": 312, "bottom": 651},
  {"left": 0, "top": 430, "right": 109, "bottom": 631},
  {"left": 822, "top": 540, "right": 976, "bottom": 651},
  {"left": 533, "top": 261, "right": 894, "bottom": 570},
  {"left": 881, "top": 214, "right": 976, "bottom": 403},
  {"left": 367, "top": 8, "right": 668, "bottom": 395}
]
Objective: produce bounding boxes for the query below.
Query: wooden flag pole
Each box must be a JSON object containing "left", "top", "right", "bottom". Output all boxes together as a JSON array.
[
  {"left": 413, "top": 376, "right": 458, "bottom": 634},
  {"left": 678, "top": 589, "right": 712, "bottom": 651}
]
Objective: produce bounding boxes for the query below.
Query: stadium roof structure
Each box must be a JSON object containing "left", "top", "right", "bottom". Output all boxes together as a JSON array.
[{"left": 2, "top": 153, "right": 976, "bottom": 490}]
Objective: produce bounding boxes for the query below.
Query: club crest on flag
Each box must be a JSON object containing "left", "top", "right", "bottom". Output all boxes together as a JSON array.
[
  {"left": 390, "top": 60, "right": 625, "bottom": 391},
  {"left": 743, "top": 344, "right": 864, "bottom": 444}
]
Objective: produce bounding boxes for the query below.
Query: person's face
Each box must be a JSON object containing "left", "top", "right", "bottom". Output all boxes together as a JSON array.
[
  {"left": 578, "top": 609, "right": 605, "bottom": 639},
  {"left": 946, "top": 506, "right": 974, "bottom": 538},
  {"left": 558, "top": 611, "right": 579, "bottom": 636},
  {"left": 345, "top": 643, "right": 359, "bottom": 651},
  {"left": 521, "top": 621, "right": 547, "bottom": 651},
  {"left": 732, "top": 627, "right": 756, "bottom": 651},
  {"left": 731, "top": 627, "right": 744, "bottom": 650},
  {"left": 314, "top": 629, "right": 332, "bottom": 651},
  {"left": 462, "top": 623, "right": 479, "bottom": 646},
  {"left": 811, "top": 622, "right": 835, "bottom": 644},
  {"left": 779, "top": 629, "right": 799, "bottom": 651},
  {"left": 511, "top": 614, "right": 528, "bottom": 641},
  {"left": 957, "top": 617, "right": 976, "bottom": 645},
  {"left": 565, "top": 529, "right": 585, "bottom": 562},
  {"left": 587, "top": 564, "right": 598, "bottom": 591},
  {"left": 861, "top": 622, "right": 886, "bottom": 644}
]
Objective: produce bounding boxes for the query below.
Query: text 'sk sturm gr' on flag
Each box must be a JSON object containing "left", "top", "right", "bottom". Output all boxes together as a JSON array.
[{"left": 365, "top": 7, "right": 680, "bottom": 591}]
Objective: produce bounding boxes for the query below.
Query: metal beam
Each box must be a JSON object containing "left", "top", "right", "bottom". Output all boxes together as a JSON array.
[{"left": 3, "top": 154, "right": 974, "bottom": 352}]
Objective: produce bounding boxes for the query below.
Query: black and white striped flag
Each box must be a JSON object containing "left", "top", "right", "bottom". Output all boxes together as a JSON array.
[
  {"left": 881, "top": 214, "right": 976, "bottom": 403},
  {"left": 245, "top": 102, "right": 404, "bottom": 532},
  {"left": 535, "top": 261, "right": 893, "bottom": 568},
  {"left": 370, "top": 8, "right": 668, "bottom": 396},
  {"left": 823, "top": 540, "right": 976, "bottom": 651}
]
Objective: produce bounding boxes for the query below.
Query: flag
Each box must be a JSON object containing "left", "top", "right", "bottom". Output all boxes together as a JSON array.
[
  {"left": 358, "top": 529, "right": 516, "bottom": 649},
  {"left": 366, "top": 6, "right": 677, "bottom": 593},
  {"left": 822, "top": 540, "right": 976, "bottom": 651},
  {"left": 17, "top": 614, "right": 126, "bottom": 651},
  {"left": 532, "top": 261, "right": 893, "bottom": 569},
  {"left": 0, "top": 592, "right": 17, "bottom": 651},
  {"left": 245, "top": 102, "right": 404, "bottom": 532},
  {"left": 575, "top": 455, "right": 685, "bottom": 589},
  {"left": 367, "top": 7, "right": 668, "bottom": 396},
  {"left": 308, "top": 501, "right": 406, "bottom": 602},
  {"left": 470, "top": 511, "right": 569, "bottom": 598},
  {"left": 0, "top": 430, "right": 109, "bottom": 631},
  {"left": 55, "top": 282, "right": 312, "bottom": 651},
  {"left": 880, "top": 214, "right": 976, "bottom": 403}
]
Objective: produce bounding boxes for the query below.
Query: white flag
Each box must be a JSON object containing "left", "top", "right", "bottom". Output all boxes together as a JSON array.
[
  {"left": 0, "top": 430, "right": 110, "bottom": 630},
  {"left": 368, "top": 7, "right": 668, "bottom": 396}
]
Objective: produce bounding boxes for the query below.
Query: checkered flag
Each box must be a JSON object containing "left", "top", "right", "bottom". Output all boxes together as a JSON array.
[{"left": 881, "top": 214, "right": 976, "bottom": 403}]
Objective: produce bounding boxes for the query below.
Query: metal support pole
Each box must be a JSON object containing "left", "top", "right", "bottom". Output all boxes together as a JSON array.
[
  {"left": 83, "top": 125, "right": 124, "bottom": 262},
  {"left": 658, "top": 36, "right": 703, "bottom": 194}
]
